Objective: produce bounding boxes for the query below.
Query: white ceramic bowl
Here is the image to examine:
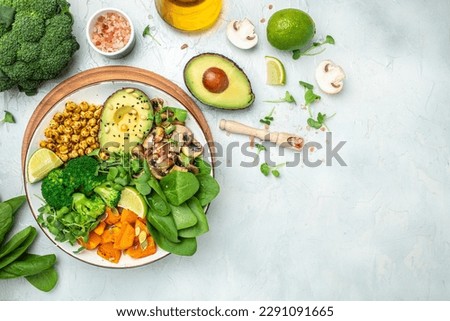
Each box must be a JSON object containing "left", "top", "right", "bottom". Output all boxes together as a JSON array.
[{"left": 86, "top": 8, "right": 136, "bottom": 59}]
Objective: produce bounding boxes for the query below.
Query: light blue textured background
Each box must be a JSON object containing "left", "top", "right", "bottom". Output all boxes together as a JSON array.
[{"left": 1, "top": 0, "right": 449, "bottom": 300}]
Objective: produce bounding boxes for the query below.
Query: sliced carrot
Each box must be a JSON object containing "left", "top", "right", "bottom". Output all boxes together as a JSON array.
[
  {"left": 120, "top": 208, "right": 138, "bottom": 225},
  {"left": 97, "top": 242, "right": 121, "bottom": 263},
  {"left": 113, "top": 222, "right": 135, "bottom": 250},
  {"left": 126, "top": 236, "right": 157, "bottom": 259},
  {"left": 93, "top": 221, "right": 106, "bottom": 235},
  {"left": 105, "top": 207, "right": 120, "bottom": 225}
]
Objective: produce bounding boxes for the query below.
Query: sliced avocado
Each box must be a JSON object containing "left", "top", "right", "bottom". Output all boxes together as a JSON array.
[
  {"left": 99, "top": 88, "right": 153, "bottom": 153},
  {"left": 184, "top": 53, "right": 255, "bottom": 110}
]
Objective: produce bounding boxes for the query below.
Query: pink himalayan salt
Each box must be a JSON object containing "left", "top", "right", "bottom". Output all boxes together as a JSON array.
[{"left": 91, "top": 12, "right": 131, "bottom": 53}]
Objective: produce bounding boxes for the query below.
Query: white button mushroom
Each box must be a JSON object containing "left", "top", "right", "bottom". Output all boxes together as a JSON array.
[
  {"left": 315, "top": 60, "right": 346, "bottom": 94},
  {"left": 226, "top": 18, "right": 258, "bottom": 50}
]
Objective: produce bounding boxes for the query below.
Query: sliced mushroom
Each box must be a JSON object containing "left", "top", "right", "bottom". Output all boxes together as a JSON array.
[
  {"left": 170, "top": 165, "right": 188, "bottom": 173},
  {"left": 186, "top": 164, "right": 199, "bottom": 175},
  {"left": 226, "top": 18, "right": 258, "bottom": 49},
  {"left": 131, "top": 145, "right": 145, "bottom": 158},
  {"left": 171, "top": 125, "right": 193, "bottom": 146},
  {"left": 315, "top": 60, "right": 345, "bottom": 94},
  {"left": 181, "top": 139, "right": 203, "bottom": 158}
]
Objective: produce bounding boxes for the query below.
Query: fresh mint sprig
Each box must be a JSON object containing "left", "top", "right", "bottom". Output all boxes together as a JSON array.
[
  {"left": 292, "top": 35, "right": 335, "bottom": 60},
  {"left": 143, "top": 25, "right": 161, "bottom": 46},
  {"left": 255, "top": 143, "right": 266, "bottom": 154}
]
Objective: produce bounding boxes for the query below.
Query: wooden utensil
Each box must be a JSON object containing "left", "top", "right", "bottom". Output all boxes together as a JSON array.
[{"left": 219, "top": 119, "right": 304, "bottom": 151}]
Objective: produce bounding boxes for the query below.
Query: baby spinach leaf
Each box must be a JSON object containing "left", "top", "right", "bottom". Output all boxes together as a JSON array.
[
  {"left": 148, "top": 224, "right": 197, "bottom": 256},
  {"left": 195, "top": 158, "right": 212, "bottom": 175},
  {"left": 26, "top": 267, "right": 58, "bottom": 292},
  {"left": 0, "top": 228, "right": 37, "bottom": 269},
  {"left": 160, "top": 171, "right": 199, "bottom": 206},
  {"left": 0, "top": 202, "right": 13, "bottom": 245},
  {"left": 148, "top": 193, "right": 171, "bottom": 216},
  {"left": 147, "top": 209, "right": 179, "bottom": 243},
  {"left": 0, "top": 226, "right": 35, "bottom": 259},
  {"left": 2, "top": 253, "right": 56, "bottom": 277},
  {"left": 195, "top": 174, "right": 220, "bottom": 207},
  {"left": 179, "top": 197, "right": 209, "bottom": 238},
  {"left": 170, "top": 203, "right": 197, "bottom": 230}
]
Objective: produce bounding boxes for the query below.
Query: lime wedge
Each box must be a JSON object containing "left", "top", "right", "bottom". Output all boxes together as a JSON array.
[
  {"left": 27, "top": 148, "right": 63, "bottom": 183},
  {"left": 118, "top": 186, "right": 148, "bottom": 218},
  {"left": 265, "top": 56, "right": 286, "bottom": 85}
]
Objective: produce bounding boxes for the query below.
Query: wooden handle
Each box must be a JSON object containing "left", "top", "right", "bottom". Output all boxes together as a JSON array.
[{"left": 219, "top": 119, "right": 268, "bottom": 140}]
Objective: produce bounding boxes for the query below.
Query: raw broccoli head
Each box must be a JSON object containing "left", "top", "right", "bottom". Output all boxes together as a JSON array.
[
  {"left": 72, "top": 193, "right": 106, "bottom": 219},
  {"left": 94, "top": 181, "right": 123, "bottom": 209},
  {"left": 64, "top": 156, "right": 100, "bottom": 189},
  {"left": 0, "top": 0, "right": 79, "bottom": 95},
  {"left": 41, "top": 168, "right": 76, "bottom": 209}
]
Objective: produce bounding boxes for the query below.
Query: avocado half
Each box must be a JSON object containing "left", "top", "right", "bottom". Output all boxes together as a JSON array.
[
  {"left": 183, "top": 53, "right": 255, "bottom": 110},
  {"left": 99, "top": 88, "right": 153, "bottom": 153}
]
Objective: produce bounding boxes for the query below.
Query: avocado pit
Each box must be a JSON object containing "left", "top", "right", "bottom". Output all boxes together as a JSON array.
[{"left": 202, "top": 67, "right": 229, "bottom": 94}]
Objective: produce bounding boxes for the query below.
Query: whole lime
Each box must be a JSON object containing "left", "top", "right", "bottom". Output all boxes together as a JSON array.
[{"left": 266, "top": 8, "right": 316, "bottom": 51}]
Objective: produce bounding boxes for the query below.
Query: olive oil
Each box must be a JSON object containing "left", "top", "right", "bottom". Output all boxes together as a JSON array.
[{"left": 156, "top": 0, "right": 222, "bottom": 32}]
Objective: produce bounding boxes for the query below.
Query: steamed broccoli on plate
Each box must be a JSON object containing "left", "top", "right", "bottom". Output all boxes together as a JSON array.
[{"left": 0, "top": 0, "right": 79, "bottom": 95}]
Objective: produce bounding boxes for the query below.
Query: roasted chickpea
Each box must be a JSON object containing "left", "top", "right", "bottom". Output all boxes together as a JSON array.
[
  {"left": 85, "top": 136, "right": 96, "bottom": 145},
  {"left": 57, "top": 125, "right": 65, "bottom": 134},
  {"left": 91, "top": 143, "right": 100, "bottom": 149},
  {"left": 80, "top": 119, "right": 87, "bottom": 127},
  {"left": 88, "top": 105, "right": 96, "bottom": 112},
  {"left": 90, "top": 128, "right": 98, "bottom": 136},
  {"left": 71, "top": 113, "right": 80, "bottom": 121},
  {"left": 69, "top": 150, "right": 79, "bottom": 159},
  {"left": 62, "top": 111, "right": 71, "bottom": 118},
  {"left": 39, "top": 141, "right": 47, "bottom": 148},
  {"left": 88, "top": 118, "right": 97, "bottom": 127},
  {"left": 63, "top": 127, "right": 73, "bottom": 135},
  {"left": 63, "top": 118, "right": 73, "bottom": 127},
  {"left": 85, "top": 147, "right": 93, "bottom": 155},
  {"left": 44, "top": 128, "right": 53, "bottom": 138},
  {"left": 66, "top": 102, "right": 76, "bottom": 111},
  {"left": 79, "top": 141, "right": 88, "bottom": 149},
  {"left": 47, "top": 143, "right": 56, "bottom": 150},
  {"left": 94, "top": 109, "right": 102, "bottom": 118},
  {"left": 77, "top": 148, "right": 85, "bottom": 156},
  {"left": 72, "top": 121, "right": 82, "bottom": 131},
  {"left": 59, "top": 154, "right": 69, "bottom": 162},
  {"left": 53, "top": 112, "right": 64, "bottom": 122},
  {"left": 71, "top": 134, "right": 80, "bottom": 143},
  {"left": 59, "top": 145, "right": 69, "bottom": 154},
  {"left": 49, "top": 119, "right": 59, "bottom": 128},
  {"left": 80, "top": 102, "right": 89, "bottom": 111},
  {"left": 80, "top": 128, "right": 90, "bottom": 137},
  {"left": 59, "top": 135, "right": 70, "bottom": 144}
]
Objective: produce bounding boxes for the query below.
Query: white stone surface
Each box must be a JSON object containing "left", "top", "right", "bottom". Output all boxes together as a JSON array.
[{"left": 1, "top": 0, "right": 449, "bottom": 300}]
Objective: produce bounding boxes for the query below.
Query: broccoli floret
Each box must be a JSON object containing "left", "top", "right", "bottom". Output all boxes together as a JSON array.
[
  {"left": 72, "top": 193, "right": 106, "bottom": 219},
  {"left": 12, "top": 12, "right": 45, "bottom": 43},
  {"left": 82, "top": 174, "right": 107, "bottom": 194},
  {"left": 94, "top": 181, "right": 123, "bottom": 208},
  {"left": 41, "top": 168, "right": 76, "bottom": 209},
  {"left": 0, "top": 0, "right": 78, "bottom": 95},
  {"left": 64, "top": 156, "right": 100, "bottom": 188}
]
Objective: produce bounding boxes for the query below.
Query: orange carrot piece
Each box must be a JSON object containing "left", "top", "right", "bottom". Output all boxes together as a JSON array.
[
  {"left": 105, "top": 207, "right": 120, "bottom": 225},
  {"left": 97, "top": 242, "right": 121, "bottom": 263},
  {"left": 120, "top": 209, "right": 138, "bottom": 225},
  {"left": 126, "top": 236, "right": 157, "bottom": 259},
  {"left": 113, "top": 222, "right": 135, "bottom": 250},
  {"left": 78, "top": 232, "right": 102, "bottom": 250},
  {"left": 93, "top": 221, "right": 106, "bottom": 236}
]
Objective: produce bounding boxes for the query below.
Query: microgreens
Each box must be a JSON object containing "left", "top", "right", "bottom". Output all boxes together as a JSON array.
[
  {"left": 292, "top": 35, "right": 335, "bottom": 60},
  {"left": 143, "top": 25, "right": 161, "bottom": 46},
  {"left": 299, "top": 81, "right": 321, "bottom": 113},
  {"left": 264, "top": 91, "right": 296, "bottom": 104},
  {"left": 307, "top": 112, "right": 335, "bottom": 131},
  {"left": 259, "top": 107, "right": 275, "bottom": 126},
  {"left": 1, "top": 111, "right": 15, "bottom": 124},
  {"left": 255, "top": 143, "right": 266, "bottom": 154},
  {"left": 260, "top": 162, "right": 284, "bottom": 178}
]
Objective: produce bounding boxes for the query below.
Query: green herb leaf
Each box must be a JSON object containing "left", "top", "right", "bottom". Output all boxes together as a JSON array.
[
  {"left": 305, "top": 89, "right": 321, "bottom": 105},
  {"left": 299, "top": 81, "right": 314, "bottom": 90},
  {"left": 317, "top": 112, "right": 326, "bottom": 124},
  {"left": 325, "top": 35, "right": 335, "bottom": 45},
  {"left": 143, "top": 25, "right": 150, "bottom": 37},
  {"left": 260, "top": 163, "right": 271, "bottom": 176},
  {"left": 271, "top": 169, "right": 280, "bottom": 178},
  {"left": 292, "top": 49, "right": 301, "bottom": 60},
  {"left": 307, "top": 117, "right": 323, "bottom": 129},
  {"left": 1, "top": 111, "right": 15, "bottom": 124},
  {"left": 255, "top": 143, "right": 266, "bottom": 154}
]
